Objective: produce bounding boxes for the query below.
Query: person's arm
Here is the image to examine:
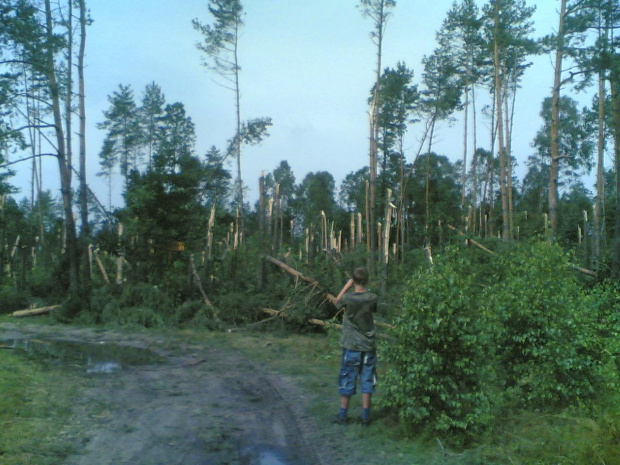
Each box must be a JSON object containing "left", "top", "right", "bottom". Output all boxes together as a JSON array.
[{"left": 336, "top": 278, "right": 354, "bottom": 302}]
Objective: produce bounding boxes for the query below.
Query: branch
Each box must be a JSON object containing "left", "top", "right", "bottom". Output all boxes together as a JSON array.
[
  {"left": 265, "top": 255, "right": 337, "bottom": 304},
  {"left": 0, "top": 153, "right": 57, "bottom": 168},
  {"left": 6, "top": 123, "right": 56, "bottom": 134}
]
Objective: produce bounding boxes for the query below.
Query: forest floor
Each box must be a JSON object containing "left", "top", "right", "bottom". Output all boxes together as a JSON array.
[{"left": 1, "top": 320, "right": 421, "bottom": 465}]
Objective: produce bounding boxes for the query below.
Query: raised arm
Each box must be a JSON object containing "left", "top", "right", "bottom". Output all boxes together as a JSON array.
[{"left": 336, "top": 278, "right": 355, "bottom": 302}]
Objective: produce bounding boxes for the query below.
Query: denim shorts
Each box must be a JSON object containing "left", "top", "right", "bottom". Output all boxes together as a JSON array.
[{"left": 338, "top": 349, "right": 377, "bottom": 396}]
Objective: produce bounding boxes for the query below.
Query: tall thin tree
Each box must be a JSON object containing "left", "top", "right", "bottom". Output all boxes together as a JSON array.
[{"left": 358, "top": 0, "right": 396, "bottom": 275}]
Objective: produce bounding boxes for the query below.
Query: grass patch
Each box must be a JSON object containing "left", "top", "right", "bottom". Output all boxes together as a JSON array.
[{"left": 0, "top": 348, "right": 89, "bottom": 465}]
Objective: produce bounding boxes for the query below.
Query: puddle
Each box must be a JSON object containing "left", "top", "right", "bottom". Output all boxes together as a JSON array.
[
  {"left": 2, "top": 338, "right": 165, "bottom": 373},
  {"left": 241, "top": 445, "right": 304, "bottom": 465},
  {"left": 257, "top": 448, "right": 288, "bottom": 465}
]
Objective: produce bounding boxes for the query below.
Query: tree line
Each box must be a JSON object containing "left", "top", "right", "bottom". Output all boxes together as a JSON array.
[{"left": 1, "top": 0, "right": 620, "bottom": 306}]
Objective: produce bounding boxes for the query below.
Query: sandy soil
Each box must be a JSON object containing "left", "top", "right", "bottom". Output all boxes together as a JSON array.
[{"left": 0, "top": 323, "right": 341, "bottom": 465}]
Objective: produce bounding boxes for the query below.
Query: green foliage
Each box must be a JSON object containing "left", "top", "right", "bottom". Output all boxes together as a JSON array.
[
  {"left": 0, "top": 286, "right": 30, "bottom": 313},
  {"left": 384, "top": 241, "right": 620, "bottom": 443},
  {"left": 486, "top": 242, "right": 603, "bottom": 407},
  {"left": 28, "top": 265, "right": 62, "bottom": 299},
  {"left": 214, "top": 291, "right": 269, "bottom": 326},
  {"left": 383, "top": 251, "right": 494, "bottom": 438},
  {"left": 92, "top": 283, "right": 172, "bottom": 327}
]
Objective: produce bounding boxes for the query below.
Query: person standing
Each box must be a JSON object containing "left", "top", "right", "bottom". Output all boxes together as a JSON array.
[{"left": 331, "top": 267, "right": 378, "bottom": 426}]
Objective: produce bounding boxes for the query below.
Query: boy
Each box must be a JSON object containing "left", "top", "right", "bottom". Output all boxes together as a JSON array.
[{"left": 331, "top": 267, "right": 378, "bottom": 426}]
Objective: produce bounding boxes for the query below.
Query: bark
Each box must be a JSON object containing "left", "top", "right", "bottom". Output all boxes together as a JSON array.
[
  {"left": 264, "top": 255, "right": 337, "bottom": 304},
  {"left": 471, "top": 84, "right": 479, "bottom": 235},
  {"left": 233, "top": 17, "right": 244, "bottom": 235},
  {"left": 493, "top": 9, "right": 510, "bottom": 242},
  {"left": 381, "top": 189, "right": 392, "bottom": 296},
  {"left": 611, "top": 74, "right": 620, "bottom": 277},
  {"left": 548, "top": 0, "right": 567, "bottom": 240},
  {"left": 367, "top": 0, "right": 390, "bottom": 278},
  {"left": 78, "top": 0, "right": 91, "bottom": 295},
  {"left": 461, "top": 84, "right": 469, "bottom": 209},
  {"left": 44, "top": 0, "right": 80, "bottom": 294},
  {"left": 190, "top": 254, "right": 216, "bottom": 314},
  {"left": 13, "top": 305, "right": 61, "bottom": 318},
  {"left": 594, "top": 6, "right": 608, "bottom": 266}
]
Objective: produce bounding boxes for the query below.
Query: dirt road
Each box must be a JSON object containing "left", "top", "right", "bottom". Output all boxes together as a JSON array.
[{"left": 0, "top": 323, "right": 340, "bottom": 465}]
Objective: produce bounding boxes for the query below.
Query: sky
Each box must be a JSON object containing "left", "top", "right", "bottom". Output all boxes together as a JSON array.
[{"left": 9, "top": 0, "right": 584, "bottom": 210}]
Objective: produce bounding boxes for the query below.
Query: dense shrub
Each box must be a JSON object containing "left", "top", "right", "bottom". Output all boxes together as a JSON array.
[
  {"left": 0, "top": 286, "right": 30, "bottom": 313},
  {"left": 383, "top": 241, "right": 614, "bottom": 440},
  {"left": 90, "top": 283, "right": 172, "bottom": 327},
  {"left": 383, "top": 253, "right": 494, "bottom": 438},
  {"left": 485, "top": 242, "right": 603, "bottom": 407}
]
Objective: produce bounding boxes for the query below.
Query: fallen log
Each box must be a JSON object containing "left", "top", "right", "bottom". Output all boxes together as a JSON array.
[
  {"left": 446, "top": 224, "right": 497, "bottom": 256},
  {"left": 570, "top": 264, "right": 597, "bottom": 277},
  {"left": 264, "top": 256, "right": 337, "bottom": 304},
  {"left": 308, "top": 318, "right": 342, "bottom": 329},
  {"left": 12, "top": 305, "right": 61, "bottom": 318}
]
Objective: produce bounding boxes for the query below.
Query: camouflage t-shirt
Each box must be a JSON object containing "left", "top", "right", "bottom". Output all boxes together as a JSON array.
[{"left": 337, "top": 290, "right": 377, "bottom": 352}]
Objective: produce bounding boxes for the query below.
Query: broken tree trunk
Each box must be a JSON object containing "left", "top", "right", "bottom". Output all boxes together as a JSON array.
[
  {"left": 93, "top": 248, "right": 110, "bottom": 284},
  {"left": 190, "top": 254, "right": 219, "bottom": 321},
  {"left": 264, "top": 255, "right": 337, "bottom": 304},
  {"left": 13, "top": 305, "right": 61, "bottom": 318},
  {"left": 446, "top": 224, "right": 498, "bottom": 256}
]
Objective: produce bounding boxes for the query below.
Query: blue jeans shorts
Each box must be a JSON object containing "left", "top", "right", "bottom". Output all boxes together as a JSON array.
[{"left": 338, "top": 349, "right": 377, "bottom": 396}]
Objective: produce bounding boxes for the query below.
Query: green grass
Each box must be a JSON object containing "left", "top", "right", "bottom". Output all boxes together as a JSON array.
[{"left": 0, "top": 347, "right": 88, "bottom": 465}]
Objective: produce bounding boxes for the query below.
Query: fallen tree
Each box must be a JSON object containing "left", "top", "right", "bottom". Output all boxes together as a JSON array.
[
  {"left": 12, "top": 305, "right": 61, "bottom": 318},
  {"left": 264, "top": 256, "right": 337, "bottom": 304}
]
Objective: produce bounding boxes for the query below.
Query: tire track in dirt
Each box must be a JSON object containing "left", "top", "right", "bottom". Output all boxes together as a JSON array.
[{"left": 0, "top": 324, "right": 337, "bottom": 465}]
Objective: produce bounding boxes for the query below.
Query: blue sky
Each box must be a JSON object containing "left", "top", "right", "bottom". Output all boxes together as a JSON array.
[{"left": 12, "top": 0, "right": 578, "bottom": 209}]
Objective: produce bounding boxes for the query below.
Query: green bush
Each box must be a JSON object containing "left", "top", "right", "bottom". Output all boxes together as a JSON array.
[
  {"left": 173, "top": 300, "right": 211, "bottom": 325},
  {"left": 383, "top": 241, "right": 615, "bottom": 442},
  {"left": 100, "top": 301, "right": 165, "bottom": 327},
  {"left": 486, "top": 242, "right": 602, "bottom": 407},
  {"left": 383, "top": 253, "right": 494, "bottom": 438},
  {"left": 0, "top": 286, "right": 30, "bottom": 314},
  {"left": 118, "top": 283, "right": 174, "bottom": 318},
  {"left": 214, "top": 291, "right": 269, "bottom": 325},
  {"left": 28, "top": 266, "right": 60, "bottom": 299}
]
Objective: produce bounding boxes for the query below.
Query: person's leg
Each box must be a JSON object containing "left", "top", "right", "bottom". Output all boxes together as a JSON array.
[
  {"left": 337, "top": 394, "right": 351, "bottom": 421},
  {"left": 360, "top": 352, "right": 377, "bottom": 424},
  {"left": 333, "top": 349, "right": 361, "bottom": 424}
]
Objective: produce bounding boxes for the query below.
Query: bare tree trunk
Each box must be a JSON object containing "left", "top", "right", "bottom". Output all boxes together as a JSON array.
[
  {"left": 461, "top": 85, "right": 469, "bottom": 210},
  {"left": 233, "top": 18, "right": 244, "bottom": 236},
  {"left": 505, "top": 72, "right": 517, "bottom": 240},
  {"left": 65, "top": 0, "right": 73, "bottom": 185},
  {"left": 594, "top": 7, "right": 608, "bottom": 266},
  {"left": 44, "top": 0, "right": 80, "bottom": 294},
  {"left": 610, "top": 74, "right": 620, "bottom": 277},
  {"left": 78, "top": 0, "right": 91, "bottom": 297},
  {"left": 493, "top": 11, "right": 510, "bottom": 242},
  {"left": 381, "top": 189, "right": 392, "bottom": 296},
  {"left": 488, "top": 84, "right": 497, "bottom": 238},
  {"left": 548, "top": 0, "right": 567, "bottom": 240},
  {"left": 471, "top": 84, "right": 479, "bottom": 235}
]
